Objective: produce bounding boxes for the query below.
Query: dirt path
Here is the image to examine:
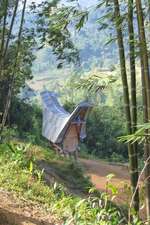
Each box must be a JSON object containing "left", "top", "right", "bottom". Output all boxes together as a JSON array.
[
  {"left": 0, "top": 190, "right": 60, "bottom": 225},
  {"left": 80, "top": 158, "right": 129, "bottom": 189},
  {"left": 80, "top": 158, "right": 130, "bottom": 204}
]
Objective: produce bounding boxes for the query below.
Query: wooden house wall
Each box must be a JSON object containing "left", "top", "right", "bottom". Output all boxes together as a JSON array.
[{"left": 63, "top": 124, "right": 79, "bottom": 153}]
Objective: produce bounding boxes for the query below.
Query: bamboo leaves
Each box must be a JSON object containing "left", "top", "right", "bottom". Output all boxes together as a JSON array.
[
  {"left": 75, "top": 73, "right": 116, "bottom": 94},
  {"left": 118, "top": 124, "right": 150, "bottom": 144},
  {"left": 75, "top": 12, "right": 88, "bottom": 31}
]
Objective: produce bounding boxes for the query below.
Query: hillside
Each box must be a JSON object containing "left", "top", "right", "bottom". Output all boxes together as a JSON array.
[{"left": 0, "top": 141, "right": 131, "bottom": 225}]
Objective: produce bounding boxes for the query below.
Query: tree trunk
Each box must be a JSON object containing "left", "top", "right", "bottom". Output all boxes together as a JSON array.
[
  {"left": 113, "top": 0, "right": 139, "bottom": 213},
  {"left": 0, "top": 0, "right": 8, "bottom": 66},
  {"left": 128, "top": 0, "right": 137, "bottom": 133},
  {"left": 147, "top": 0, "right": 150, "bottom": 48},
  {"left": 128, "top": 0, "right": 139, "bottom": 212},
  {"left": 3, "top": 0, "right": 19, "bottom": 58},
  {"left": 0, "top": 0, "right": 27, "bottom": 138},
  {"left": 0, "top": 0, "right": 20, "bottom": 81},
  {"left": 136, "top": 0, "right": 150, "bottom": 221}
]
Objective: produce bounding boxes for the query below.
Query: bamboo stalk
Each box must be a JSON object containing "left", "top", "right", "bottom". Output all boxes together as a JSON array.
[
  {"left": 3, "top": 0, "right": 20, "bottom": 58},
  {"left": 135, "top": 0, "right": 150, "bottom": 221},
  {"left": 0, "top": 0, "right": 20, "bottom": 80},
  {"left": 128, "top": 0, "right": 139, "bottom": 212},
  {"left": 0, "top": 0, "right": 8, "bottom": 65},
  {"left": 113, "top": 0, "right": 139, "bottom": 213}
]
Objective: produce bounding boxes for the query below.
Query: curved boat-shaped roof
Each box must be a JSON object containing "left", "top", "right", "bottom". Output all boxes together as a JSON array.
[{"left": 41, "top": 91, "right": 92, "bottom": 144}]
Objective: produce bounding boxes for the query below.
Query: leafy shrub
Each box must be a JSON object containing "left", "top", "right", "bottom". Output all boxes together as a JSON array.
[
  {"left": 86, "top": 106, "right": 127, "bottom": 159},
  {"left": 110, "top": 152, "right": 126, "bottom": 163},
  {"left": 9, "top": 98, "right": 46, "bottom": 146}
]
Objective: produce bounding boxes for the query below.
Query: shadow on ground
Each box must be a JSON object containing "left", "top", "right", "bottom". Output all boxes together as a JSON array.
[{"left": 37, "top": 159, "right": 92, "bottom": 196}]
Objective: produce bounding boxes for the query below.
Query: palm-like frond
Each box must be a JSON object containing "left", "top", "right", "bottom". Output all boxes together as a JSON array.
[{"left": 118, "top": 123, "right": 150, "bottom": 144}]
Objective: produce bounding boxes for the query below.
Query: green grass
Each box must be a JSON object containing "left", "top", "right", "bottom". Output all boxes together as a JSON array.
[{"left": 0, "top": 141, "right": 140, "bottom": 225}]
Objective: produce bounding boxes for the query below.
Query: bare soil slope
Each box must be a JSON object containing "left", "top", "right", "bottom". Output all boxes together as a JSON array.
[
  {"left": 0, "top": 190, "right": 60, "bottom": 225},
  {"left": 80, "top": 158, "right": 130, "bottom": 204},
  {"left": 80, "top": 158, "right": 129, "bottom": 190}
]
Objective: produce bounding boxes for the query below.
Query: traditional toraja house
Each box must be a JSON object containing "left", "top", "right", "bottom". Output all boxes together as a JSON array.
[{"left": 41, "top": 91, "right": 92, "bottom": 158}]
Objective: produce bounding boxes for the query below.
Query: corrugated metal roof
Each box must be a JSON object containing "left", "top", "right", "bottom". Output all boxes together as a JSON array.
[{"left": 41, "top": 91, "right": 92, "bottom": 144}]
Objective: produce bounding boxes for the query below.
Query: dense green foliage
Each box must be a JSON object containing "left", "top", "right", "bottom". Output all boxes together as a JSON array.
[
  {"left": 9, "top": 98, "right": 43, "bottom": 144},
  {"left": 86, "top": 106, "right": 127, "bottom": 160}
]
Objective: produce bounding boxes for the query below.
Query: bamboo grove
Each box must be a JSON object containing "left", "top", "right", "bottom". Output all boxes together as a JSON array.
[
  {"left": 113, "top": 0, "right": 150, "bottom": 221},
  {"left": 96, "top": 0, "right": 150, "bottom": 221}
]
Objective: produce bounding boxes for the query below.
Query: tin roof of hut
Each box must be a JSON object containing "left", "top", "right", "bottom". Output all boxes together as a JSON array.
[{"left": 41, "top": 91, "right": 92, "bottom": 144}]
